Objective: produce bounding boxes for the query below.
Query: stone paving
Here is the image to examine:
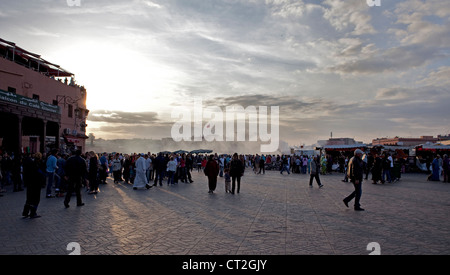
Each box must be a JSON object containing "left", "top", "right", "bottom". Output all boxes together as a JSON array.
[{"left": 1, "top": 170, "right": 449, "bottom": 255}]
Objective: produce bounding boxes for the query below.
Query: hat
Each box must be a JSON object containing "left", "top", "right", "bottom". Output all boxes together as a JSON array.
[{"left": 354, "top": 149, "right": 364, "bottom": 156}]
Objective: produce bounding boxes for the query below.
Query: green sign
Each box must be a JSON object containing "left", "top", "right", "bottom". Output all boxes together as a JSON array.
[{"left": 0, "top": 89, "right": 61, "bottom": 114}]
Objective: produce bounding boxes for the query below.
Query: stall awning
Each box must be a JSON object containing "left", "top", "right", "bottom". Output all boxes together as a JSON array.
[
  {"left": 416, "top": 143, "right": 450, "bottom": 151},
  {"left": 323, "top": 144, "right": 368, "bottom": 151}
]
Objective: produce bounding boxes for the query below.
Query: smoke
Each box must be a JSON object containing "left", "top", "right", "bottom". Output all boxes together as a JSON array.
[{"left": 86, "top": 137, "right": 292, "bottom": 155}]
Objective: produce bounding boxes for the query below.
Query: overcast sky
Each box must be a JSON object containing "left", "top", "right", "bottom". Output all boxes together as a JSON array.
[{"left": 1, "top": 0, "right": 449, "bottom": 147}]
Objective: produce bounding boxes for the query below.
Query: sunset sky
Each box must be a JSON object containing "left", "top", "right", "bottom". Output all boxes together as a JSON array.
[{"left": 1, "top": 0, "right": 449, "bottom": 147}]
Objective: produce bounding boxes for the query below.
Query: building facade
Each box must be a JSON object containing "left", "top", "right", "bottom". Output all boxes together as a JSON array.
[
  {"left": 0, "top": 38, "right": 89, "bottom": 154},
  {"left": 317, "top": 137, "right": 363, "bottom": 146},
  {"left": 372, "top": 136, "right": 438, "bottom": 146}
]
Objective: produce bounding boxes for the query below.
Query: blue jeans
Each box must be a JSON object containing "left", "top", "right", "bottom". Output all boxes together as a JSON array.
[
  {"left": 382, "top": 168, "right": 391, "bottom": 183},
  {"left": 146, "top": 169, "right": 151, "bottom": 183},
  {"left": 46, "top": 172, "right": 55, "bottom": 196},
  {"left": 1, "top": 170, "right": 12, "bottom": 188},
  {"left": 167, "top": 171, "right": 175, "bottom": 185},
  {"left": 280, "top": 165, "right": 290, "bottom": 174}
]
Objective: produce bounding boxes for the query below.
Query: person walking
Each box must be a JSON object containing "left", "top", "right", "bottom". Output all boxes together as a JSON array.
[
  {"left": 258, "top": 156, "right": 265, "bottom": 174},
  {"left": 153, "top": 153, "right": 165, "bottom": 186},
  {"left": 443, "top": 154, "right": 449, "bottom": 183},
  {"left": 309, "top": 156, "right": 324, "bottom": 188},
  {"left": 99, "top": 152, "right": 108, "bottom": 184},
  {"left": 145, "top": 153, "right": 152, "bottom": 183},
  {"left": 55, "top": 153, "right": 67, "bottom": 197},
  {"left": 185, "top": 154, "right": 194, "bottom": 183},
  {"left": 224, "top": 168, "right": 231, "bottom": 193},
  {"left": 88, "top": 152, "right": 99, "bottom": 194},
  {"left": 133, "top": 154, "right": 152, "bottom": 190},
  {"left": 371, "top": 154, "right": 383, "bottom": 184},
  {"left": 204, "top": 154, "right": 219, "bottom": 193},
  {"left": 22, "top": 153, "right": 42, "bottom": 218},
  {"left": 64, "top": 150, "right": 86, "bottom": 208},
  {"left": 381, "top": 154, "right": 392, "bottom": 183},
  {"left": 229, "top": 153, "right": 245, "bottom": 194},
  {"left": 45, "top": 149, "right": 58, "bottom": 198},
  {"left": 428, "top": 155, "right": 441, "bottom": 181},
  {"left": 365, "top": 153, "right": 374, "bottom": 180},
  {"left": 280, "top": 156, "right": 290, "bottom": 175},
  {"left": 12, "top": 154, "right": 23, "bottom": 192},
  {"left": 343, "top": 149, "right": 365, "bottom": 211},
  {"left": 166, "top": 156, "right": 177, "bottom": 185},
  {"left": 112, "top": 154, "right": 122, "bottom": 183},
  {"left": 219, "top": 155, "right": 225, "bottom": 177}
]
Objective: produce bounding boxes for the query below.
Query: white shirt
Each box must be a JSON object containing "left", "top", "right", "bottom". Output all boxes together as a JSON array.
[
  {"left": 167, "top": 160, "right": 177, "bottom": 172},
  {"left": 135, "top": 156, "right": 147, "bottom": 173},
  {"left": 145, "top": 157, "right": 152, "bottom": 170},
  {"left": 388, "top": 156, "right": 393, "bottom": 168}
]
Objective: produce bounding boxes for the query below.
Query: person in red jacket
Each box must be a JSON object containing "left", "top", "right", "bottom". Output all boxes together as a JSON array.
[{"left": 204, "top": 154, "right": 219, "bottom": 194}]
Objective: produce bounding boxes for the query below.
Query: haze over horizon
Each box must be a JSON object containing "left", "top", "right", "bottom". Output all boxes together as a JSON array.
[{"left": 1, "top": 0, "right": 449, "bottom": 150}]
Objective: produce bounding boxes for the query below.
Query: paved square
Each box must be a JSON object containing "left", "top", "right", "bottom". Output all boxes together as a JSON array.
[{"left": 1, "top": 170, "right": 449, "bottom": 255}]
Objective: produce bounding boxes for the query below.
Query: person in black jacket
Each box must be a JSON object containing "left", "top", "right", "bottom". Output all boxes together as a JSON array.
[
  {"left": 153, "top": 153, "right": 165, "bottom": 186},
  {"left": 343, "top": 149, "right": 365, "bottom": 211},
  {"left": 229, "top": 153, "right": 245, "bottom": 194},
  {"left": 185, "top": 154, "right": 194, "bottom": 183},
  {"left": 22, "top": 153, "right": 43, "bottom": 218},
  {"left": 64, "top": 150, "right": 87, "bottom": 208}
]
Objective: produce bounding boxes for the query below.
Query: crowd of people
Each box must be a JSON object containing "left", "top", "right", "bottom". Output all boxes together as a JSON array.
[{"left": 1, "top": 148, "right": 449, "bottom": 217}]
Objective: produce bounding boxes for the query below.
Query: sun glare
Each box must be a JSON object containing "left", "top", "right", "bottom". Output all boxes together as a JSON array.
[{"left": 52, "top": 40, "right": 180, "bottom": 113}]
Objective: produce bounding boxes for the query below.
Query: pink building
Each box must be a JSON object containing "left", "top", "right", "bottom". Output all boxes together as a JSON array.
[{"left": 0, "top": 38, "right": 89, "bottom": 154}]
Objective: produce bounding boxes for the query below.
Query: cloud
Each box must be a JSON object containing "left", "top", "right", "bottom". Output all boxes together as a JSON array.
[
  {"left": 142, "top": 0, "right": 162, "bottom": 9},
  {"left": 322, "top": 0, "right": 376, "bottom": 35},
  {"left": 266, "top": 0, "right": 307, "bottom": 18},
  {"left": 388, "top": 0, "right": 450, "bottom": 47},
  {"left": 418, "top": 66, "right": 450, "bottom": 87},
  {"left": 375, "top": 87, "right": 410, "bottom": 100},
  {"left": 321, "top": 0, "right": 450, "bottom": 76},
  {"left": 2, "top": 0, "right": 449, "bottom": 146},
  {"left": 87, "top": 110, "right": 175, "bottom": 140},
  {"left": 328, "top": 43, "right": 445, "bottom": 75}
]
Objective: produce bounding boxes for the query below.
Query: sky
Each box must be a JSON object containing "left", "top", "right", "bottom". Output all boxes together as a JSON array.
[{"left": 1, "top": 0, "right": 449, "bottom": 149}]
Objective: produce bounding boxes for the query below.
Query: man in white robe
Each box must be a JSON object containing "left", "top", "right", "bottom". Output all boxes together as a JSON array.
[{"left": 133, "top": 154, "right": 152, "bottom": 190}]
